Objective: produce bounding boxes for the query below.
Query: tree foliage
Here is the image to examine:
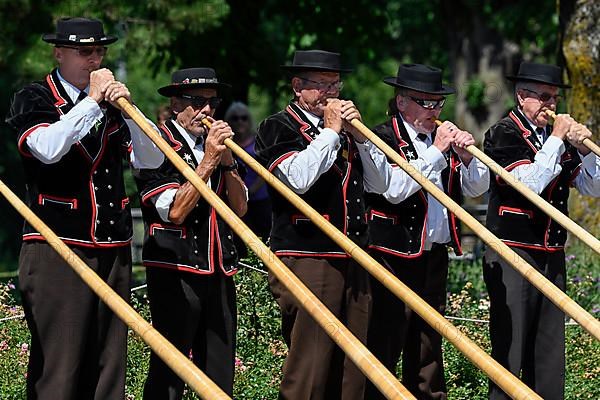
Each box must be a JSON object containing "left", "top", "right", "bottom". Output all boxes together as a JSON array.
[{"left": 0, "top": 1, "right": 584, "bottom": 269}]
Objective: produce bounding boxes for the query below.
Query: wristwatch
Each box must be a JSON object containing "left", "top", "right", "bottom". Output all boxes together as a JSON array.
[{"left": 221, "top": 160, "right": 238, "bottom": 171}]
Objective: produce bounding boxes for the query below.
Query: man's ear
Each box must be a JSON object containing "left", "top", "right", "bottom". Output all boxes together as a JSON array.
[
  {"left": 396, "top": 95, "right": 407, "bottom": 112},
  {"left": 53, "top": 47, "right": 62, "bottom": 63},
  {"left": 291, "top": 77, "right": 302, "bottom": 97},
  {"left": 515, "top": 90, "right": 525, "bottom": 108}
]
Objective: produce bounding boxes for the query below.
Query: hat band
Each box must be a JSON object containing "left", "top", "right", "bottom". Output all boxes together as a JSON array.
[
  {"left": 178, "top": 78, "right": 219, "bottom": 84},
  {"left": 56, "top": 34, "right": 107, "bottom": 43}
]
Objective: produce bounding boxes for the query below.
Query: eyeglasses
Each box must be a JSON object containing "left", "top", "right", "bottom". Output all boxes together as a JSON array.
[
  {"left": 178, "top": 94, "right": 222, "bottom": 109},
  {"left": 229, "top": 115, "right": 249, "bottom": 122},
  {"left": 58, "top": 46, "right": 108, "bottom": 57},
  {"left": 300, "top": 77, "right": 344, "bottom": 92},
  {"left": 409, "top": 96, "right": 446, "bottom": 110},
  {"left": 522, "top": 88, "right": 562, "bottom": 103}
]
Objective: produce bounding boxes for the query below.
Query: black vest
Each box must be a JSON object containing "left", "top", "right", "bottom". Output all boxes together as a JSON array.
[
  {"left": 134, "top": 120, "right": 238, "bottom": 275},
  {"left": 6, "top": 68, "right": 132, "bottom": 248},
  {"left": 484, "top": 109, "right": 581, "bottom": 250},
  {"left": 366, "top": 115, "right": 463, "bottom": 257},
  {"left": 255, "top": 103, "right": 367, "bottom": 257}
]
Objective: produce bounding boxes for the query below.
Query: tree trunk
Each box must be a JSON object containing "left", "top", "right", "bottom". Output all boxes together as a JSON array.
[{"left": 441, "top": 0, "right": 520, "bottom": 143}]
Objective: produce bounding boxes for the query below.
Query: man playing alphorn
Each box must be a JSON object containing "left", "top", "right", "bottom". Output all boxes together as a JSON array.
[
  {"left": 135, "top": 68, "right": 247, "bottom": 399},
  {"left": 483, "top": 61, "right": 600, "bottom": 400},
  {"left": 365, "top": 64, "right": 489, "bottom": 400},
  {"left": 5, "top": 17, "right": 163, "bottom": 399},
  {"left": 255, "top": 50, "right": 392, "bottom": 400}
]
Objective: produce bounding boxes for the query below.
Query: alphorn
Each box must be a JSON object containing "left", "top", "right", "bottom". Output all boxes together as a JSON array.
[
  {"left": 116, "top": 98, "right": 414, "bottom": 400},
  {"left": 201, "top": 120, "right": 543, "bottom": 400},
  {"left": 350, "top": 118, "right": 600, "bottom": 342},
  {"left": 433, "top": 119, "right": 600, "bottom": 256},
  {"left": 545, "top": 109, "right": 600, "bottom": 158},
  {"left": 0, "top": 180, "right": 231, "bottom": 400}
]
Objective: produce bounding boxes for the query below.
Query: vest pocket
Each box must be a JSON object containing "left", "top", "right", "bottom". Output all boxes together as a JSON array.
[
  {"left": 149, "top": 223, "right": 187, "bottom": 239},
  {"left": 37, "top": 194, "right": 78, "bottom": 210},
  {"left": 368, "top": 210, "right": 398, "bottom": 225},
  {"left": 498, "top": 206, "right": 533, "bottom": 219},
  {"left": 291, "top": 214, "right": 330, "bottom": 224}
]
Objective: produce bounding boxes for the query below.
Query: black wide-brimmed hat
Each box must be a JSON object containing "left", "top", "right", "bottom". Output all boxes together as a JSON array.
[
  {"left": 383, "top": 64, "right": 455, "bottom": 95},
  {"left": 158, "top": 68, "right": 231, "bottom": 97},
  {"left": 42, "top": 17, "right": 117, "bottom": 46},
  {"left": 506, "top": 61, "right": 571, "bottom": 88},
  {"left": 281, "top": 50, "right": 352, "bottom": 73}
]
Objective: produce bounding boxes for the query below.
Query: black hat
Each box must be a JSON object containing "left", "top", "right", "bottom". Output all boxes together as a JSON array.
[
  {"left": 281, "top": 50, "right": 352, "bottom": 73},
  {"left": 383, "top": 64, "right": 455, "bottom": 95},
  {"left": 42, "top": 17, "right": 117, "bottom": 46},
  {"left": 158, "top": 68, "right": 231, "bottom": 97},
  {"left": 506, "top": 61, "right": 571, "bottom": 88}
]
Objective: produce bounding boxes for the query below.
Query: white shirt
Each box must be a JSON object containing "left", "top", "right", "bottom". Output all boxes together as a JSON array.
[
  {"left": 274, "top": 108, "right": 392, "bottom": 194},
  {"left": 25, "top": 69, "right": 164, "bottom": 169},
  {"left": 382, "top": 117, "right": 489, "bottom": 249},
  {"left": 511, "top": 109, "right": 600, "bottom": 196}
]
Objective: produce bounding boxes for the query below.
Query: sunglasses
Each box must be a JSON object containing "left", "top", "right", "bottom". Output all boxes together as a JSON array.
[
  {"left": 229, "top": 115, "right": 249, "bottom": 122},
  {"left": 409, "top": 96, "right": 446, "bottom": 110},
  {"left": 300, "top": 77, "right": 344, "bottom": 93},
  {"left": 58, "top": 46, "right": 108, "bottom": 57},
  {"left": 178, "top": 94, "right": 223, "bottom": 109},
  {"left": 522, "top": 88, "right": 562, "bottom": 103}
]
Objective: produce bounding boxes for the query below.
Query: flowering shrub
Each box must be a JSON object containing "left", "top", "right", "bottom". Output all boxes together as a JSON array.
[{"left": 1, "top": 244, "right": 599, "bottom": 399}]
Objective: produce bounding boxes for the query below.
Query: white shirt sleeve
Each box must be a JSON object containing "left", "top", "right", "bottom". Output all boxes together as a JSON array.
[
  {"left": 355, "top": 140, "right": 392, "bottom": 194},
  {"left": 459, "top": 156, "right": 489, "bottom": 197},
  {"left": 574, "top": 152, "right": 600, "bottom": 197},
  {"left": 274, "top": 128, "right": 341, "bottom": 194},
  {"left": 25, "top": 97, "right": 103, "bottom": 164},
  {"left": 150, "top": 188, "right": 178, "bottom": 223},
  {"left": 509, "top": 135, "right": 564, "bottom": 194},
  {"left": 383, "top": 145, "right": 447, "bottom": 204},
  {"left": 125, "top": 109, "right": 165, "bottom": 169}
]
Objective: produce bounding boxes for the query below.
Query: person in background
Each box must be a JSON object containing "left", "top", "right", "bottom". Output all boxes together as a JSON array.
[{"left": 225, "top": 102, "right": 272, "bottom": 255}]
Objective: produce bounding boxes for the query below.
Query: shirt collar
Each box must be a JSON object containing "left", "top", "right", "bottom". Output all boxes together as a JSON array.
[
  {"left": 172, "top": 119, "right": 204, "bottom": 151},
  {"left": 517, "top": 108, "right": 543, "bottom": 132},
  {"left": 56, "top": 69, "right": 90, "bottom": 103},
  {"left": 297, "top": 107, "right": 322, "bottom": 130},
  {"left": 398, "top": 114, "right": 429, "bottom": 143}
]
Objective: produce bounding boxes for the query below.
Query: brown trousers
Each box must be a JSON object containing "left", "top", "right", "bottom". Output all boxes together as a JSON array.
[
  {"left": 269, "top": 257, "right": 371, "bottom": 400},
  {"left": 365, "top": 245, "right": 448, "bottom": 400},
  {"left": 19, "top": 242, "right": 131, "bottom": 400}
]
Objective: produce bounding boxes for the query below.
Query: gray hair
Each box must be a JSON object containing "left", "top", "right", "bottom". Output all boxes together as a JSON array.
[{"left": 224, "top": 101, "right": 252, "bottom": 123}]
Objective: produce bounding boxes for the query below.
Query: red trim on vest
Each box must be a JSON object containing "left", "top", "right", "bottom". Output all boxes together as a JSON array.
[
  {"left": 121, "top": 197, "right": 130, "bottom": 209},
  {"left": 286, "top": 105, "right": 313, "bottom": 143},
  {"left": 18, "top": 123, "right": 51, "bottom": 157},
  {"left": 498, "top": 206, "right": 533, "bottom": 219},
  {"left": 141, "top": 183, "right": 180, "bottom": 206},
  {"left": 22, "top": 233, "right": 131, "bottom": 248},
  {"left": 38, "top": 194, "right": 78, "bottom": 210},
  {"left": 368, "top": 244, "right": 424, "bottom": 259},
  {"left": 160, "top": 124, "right": 183, "bottom": 151},
  {"left": 447, "top": 154, "right": 462, "bottom": 255},
  {"left": 509, "top": 111, "right": 538, "bottom": 154},
  {"left": 149, "top": 223, "right": 187, "bottom": 239},
  {"left": 502, "top": 240, "right": 564, "bottom": 252},
  {"left": 292, "top": 214, "right": 330, "bottom": 224},
  {"left": 391, "top": 117, "right": 409, "bottom": 157},
  {"left": 368, "top": 210, "right": 398, "bottom": 224},
  {"left": 46, "top": 74, "right": 68, "bottom": 111},
  {"left": 268, "top": 151, "right": 298, "bottom": 172},
  {"left": 274, "top": 250, "right": 349, "bottom": 258}
]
